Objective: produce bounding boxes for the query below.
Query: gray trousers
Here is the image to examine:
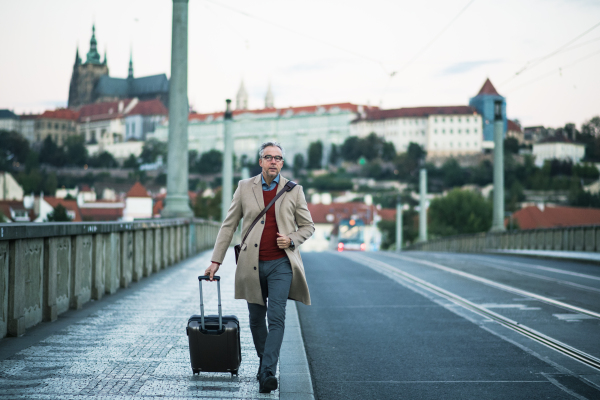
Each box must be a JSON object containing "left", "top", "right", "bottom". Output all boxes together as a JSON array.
[{"left": 248, "top": 256, "right": 293, "bottom": 375}]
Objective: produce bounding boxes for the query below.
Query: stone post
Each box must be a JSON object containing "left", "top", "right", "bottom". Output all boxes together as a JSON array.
[
  {"left": 396, "top": 198, "right": 402, "bottom": 252},
  {"left": 419, "top": 167, "right": 428, "bottom": 242},
  {"left": 221, "top": 99, "right": 234, "bottom": 222},
  {"left": 162, "top": 0, "right": 193, "bottom": 218},
  {"left": 491, "top": 100, "right": 506, "bottom": 232}
]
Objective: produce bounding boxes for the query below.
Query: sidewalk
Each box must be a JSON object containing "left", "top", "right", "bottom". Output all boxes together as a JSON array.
[
  {"left": 0, "top": 249, "right": 313, "bottom": 399},
  {"left": 487, "top": 249, "right": 600, "bottom": 263}
]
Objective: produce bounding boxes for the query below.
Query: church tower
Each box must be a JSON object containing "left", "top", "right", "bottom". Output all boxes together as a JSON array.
[
  {"left": 68, "top": 25, "right": 109, "bottom": 108},
  {"left": 236, "top": 79, "right": 248, "bottom": 110},
  {"left": 264, "top": 82, "right": 274, "bottom": 109}
]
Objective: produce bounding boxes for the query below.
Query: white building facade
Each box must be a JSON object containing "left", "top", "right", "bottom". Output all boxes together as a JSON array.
[
  {"left": 351, "top": 106, "right": 483, "bottom": 157},
  {"left": 532, "top": 138, "right": 586, "bottom": 167}
]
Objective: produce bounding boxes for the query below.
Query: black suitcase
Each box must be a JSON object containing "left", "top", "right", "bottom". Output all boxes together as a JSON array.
[{"left": 186, "top": 275, "right": 242, "bottom": 376}]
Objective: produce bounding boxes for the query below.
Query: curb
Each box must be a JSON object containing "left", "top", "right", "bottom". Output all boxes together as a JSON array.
[
  {"left": 485, "top": 249, "right": 600, "bottom": 265},
  {"left": 279, "top": 300, "right": 315, "bottom": 400}
]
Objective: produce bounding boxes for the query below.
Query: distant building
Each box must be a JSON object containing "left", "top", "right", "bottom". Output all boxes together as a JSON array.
[
  {"left": 469, "top": 78, "right": 507, "bottom": 149},
  {"left": 523, "top": 126, "right": 549, "bottom": 144},
  {"left": 34, "top": 196, "right": 82, "bottom": 222},
  {"left": 351, "top": 105, "right": 482, "bottom": 157},
  {"left": 35, "top": 109, "right": 80, "bottom": 146},
  {"left": 151, "top": 101, "right": 366, "bottom": 167},
  {"left": 506, "top": 119, "right": 523, "bottom": 143},
  {"left": 0, "top": 200, "right": 31, "bottom": 222},
  {"left": 68, "top": 25, "right": 169, "bottom": 109},
  {"left": 18, "top": 114, "right": 40, "bottom": 143},
  {"left": 124, "top": 99, "right": 168, "bottom": 141},
  {"left": 122, "top": 182, "right": 153, "bottom": 221},
  {"left": 0, "top": 109, "right": 20, "bottom": 132},
  {"left": 0, "top": 172, "right": 24, "bottom": 201},
  {"left": 79, "top": 98, "right": 138, "bottom": 145},
  {"left": 510, "top": 204, "right": 600, "bottom": 230},
  {"left": 532, "top": 135, "right": 585, "bottom": 167}
]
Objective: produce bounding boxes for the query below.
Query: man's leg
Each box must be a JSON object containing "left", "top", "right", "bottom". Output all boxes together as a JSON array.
[
  {"left": 248, "top": 262, "right": 269, "bottom": 359},
  {"left": 261, "top": 256, "right": 293, "bottom": 375}
]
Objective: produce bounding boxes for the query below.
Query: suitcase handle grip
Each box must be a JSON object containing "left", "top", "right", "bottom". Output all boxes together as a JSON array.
[
  {"left": 199, "top": 275, "right": 220, "bottom": 281},
  {"left": 198, "top": 276, "right": 222, "bottom": 331}
]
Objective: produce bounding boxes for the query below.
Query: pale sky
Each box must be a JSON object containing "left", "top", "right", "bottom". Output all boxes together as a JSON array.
[{"left": 1, "top": 0, "right": 599, "bottom": 129}]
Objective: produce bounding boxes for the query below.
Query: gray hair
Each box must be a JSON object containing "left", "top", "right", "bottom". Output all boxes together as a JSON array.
[{"left": 259, "top": 141, "right": 285, "bottom": 158}]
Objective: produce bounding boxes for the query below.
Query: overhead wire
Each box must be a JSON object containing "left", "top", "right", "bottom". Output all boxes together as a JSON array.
[{"left": 501, "top": 20, "right": 600, "bottom": 85}]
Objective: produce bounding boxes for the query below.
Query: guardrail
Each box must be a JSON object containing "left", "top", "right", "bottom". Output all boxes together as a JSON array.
[
  {"left": 405, "top": 225, "right": 600, "bottom": 253},
  {"left": 0, "top": 218, "right": 229, "bottom": 339}
]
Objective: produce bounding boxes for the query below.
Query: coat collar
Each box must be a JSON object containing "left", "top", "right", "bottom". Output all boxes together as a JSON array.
[{"left": 251, "top": 174, "right": 289, "bottom": 211}]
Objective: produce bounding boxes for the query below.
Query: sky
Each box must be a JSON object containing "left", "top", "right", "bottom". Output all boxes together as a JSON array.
[{"left": 1, "top": 0, "right": 599, "bottom": 129}]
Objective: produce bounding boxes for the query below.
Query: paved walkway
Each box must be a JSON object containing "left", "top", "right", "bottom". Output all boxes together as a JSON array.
[
  {"left": 488, "top": 249, "right": 600, "bottom": 263},
  {"left": 0, "top": 249, "right": 312, "bottom": 399}
]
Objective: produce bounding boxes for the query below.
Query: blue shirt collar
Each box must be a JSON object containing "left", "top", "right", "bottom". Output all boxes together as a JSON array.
[{"left": 261, "top": 173, "right": 280, "bottom": 191}]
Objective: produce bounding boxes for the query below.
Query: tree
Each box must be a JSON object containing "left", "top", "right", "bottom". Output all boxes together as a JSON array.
[
  {"left": 193, "top": 189, "right": 222, "bottom": 220},
  {"left": 140, "top": 139, "right": 168, "bottom": 164},
  {"left": 123, "top": 154, "right": 140, "bottom": 169},
  {"left": 0, "top": 130, "right": 30, "bottom": 170},
  {"left": 196, "top": 149, "right": 223, "bottom": 173},
  {"left": 44, "top": 172, "right": 58, "bottom": 196},
  {"left": 39, "top": 136, "right": 66, "bottom": 167},
  {"left": 329, "top": 144, "right": 339, "bottom": 166},
  {"left": 429, "top": 189, "right": 493, "bottom": 237},
  {"left": 407, "top": 142, "right": 426, "bottom": 163},
  {"left": 293, "top": 153, "right": 305, "bottom": 176},
  {"left": 64, "top": 135, "right": 88, "bottom": 166},
  {"left": 46, "top": 204, "right": 72, "bottom": 222},
  {"left": 382, "top": 142, "right": 396, "bottom": 161},
  {"left": 88, "top": 151, "right": 118, "bottom": 168},
  {"left": 307, "top": 141, "right": 323, "bottom": 169},
  {"left": 504, "top": 137, "right": 519, "bottom": 154},
  {"left": 581, "top": 116, "right": 600, "bottom": 137},
  {"left": 440, "top": 158, "right": 466, "bottom": 188},
  {"left": 341, "top": 136, "right": 361, "bottom": 162}
]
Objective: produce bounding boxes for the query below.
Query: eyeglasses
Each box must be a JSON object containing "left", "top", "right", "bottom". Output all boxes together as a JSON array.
[{"left": 262, "top": 155, "right": 283, "bottom": 162}]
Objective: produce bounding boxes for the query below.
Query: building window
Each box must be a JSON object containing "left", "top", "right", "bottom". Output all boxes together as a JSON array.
[
  {"left": 458, "top": 129, "right": 461, "bottom": 134},
  {"left": 474, "top": 128, "right": 478, "bottom": 133},
  {"left": 450, "top": 129, "right": 453, "bottom": 134},
  {"left": 458, "top": 118, "right": 461, "bottom": 122},
  {"left": 62, "top": 123, "right": 66, "bottom": 130},
  {"left": 449, "top": 142, "right": 453, "bottom": 147},
  {"left": 466, "top": 129, "right": 470, "bottom": 133},
  {"left": 434, "top": 129, "right": 437, "bottom": 134},
  {"left": 442, "top": 129, "right": 445, "bottom": 134},
  {"left": 450, "top": 118, "right": 453, "bottom": 122},
  {"left": 36, "top": 134, "right": 40, "bottom": 142},
  {"left": 54, "top": 123, "right": 58, "bottom": 129},
  {"left": 466, "top": 118, "right": 469, "bottom": 122},
  {"left": 434, "top": 118, "right": 437, "bottom": 123},
  {"left": 132, "top": 123, "right": 135, "bottom": 133},
  {"left": 442, "top": 118, "right": 445, "bottom": 122},
  {"left": 47, "top": 122, "right": 51, "bottom": 128}
]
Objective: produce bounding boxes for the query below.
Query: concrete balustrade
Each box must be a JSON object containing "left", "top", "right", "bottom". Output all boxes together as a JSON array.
[
  {"left": 0, "top": 218, "right": 220, "bottom": 339},
  {"left": 406, "top": 225, "right": 600, "bottom": 254}
]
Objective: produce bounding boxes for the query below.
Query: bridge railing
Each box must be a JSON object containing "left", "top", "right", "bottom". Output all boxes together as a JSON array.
[
  {"left": 404, "top": 225, "right": 600, "bottom": 253},
  {"left": 0, "top": 218, "right": 232, "bottom": 339}
]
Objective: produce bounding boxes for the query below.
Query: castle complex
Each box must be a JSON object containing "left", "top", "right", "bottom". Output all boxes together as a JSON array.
[{"left": 68, "top": 26, "right": 169, "bottom": 109}]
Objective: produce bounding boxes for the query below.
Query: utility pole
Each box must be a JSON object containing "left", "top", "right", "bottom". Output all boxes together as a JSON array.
[
  {"left": 419, "top": 163, "right": 428, "bottom": 242},
  {"left": 396, "top": 196, "right": 402, "bottom": 252},
  {"left": 491, "top": 100, "right": 506, "bottom": 232},
  {"left": 221, "top": 99, "right": 233, "bottom": 222},
  {"left": 162, "top": 0, "right": 193, "bottom": 218}
]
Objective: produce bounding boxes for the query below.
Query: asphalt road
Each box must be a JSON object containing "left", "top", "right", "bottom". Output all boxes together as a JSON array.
[{"left": 297, "top": 251, "right": 600, "bottom": 400}]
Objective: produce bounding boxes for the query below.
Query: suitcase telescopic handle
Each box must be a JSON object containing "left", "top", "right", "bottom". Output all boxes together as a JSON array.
[{"left": 198, "top": 275, "right": 222, "bottom": 331}]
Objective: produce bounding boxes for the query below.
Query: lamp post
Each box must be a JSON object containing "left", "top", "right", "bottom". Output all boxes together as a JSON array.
[
  {"left": 418, "top": 161, "right": 428, "bottom": 242},
  {"left": 162, "top": 0, "right": 193, "bottom": 218},
  {"left": 396, "top": 196, "right": 402, "bottom": 252},
  {"left": 491, "top": 100, "right": 506, "bottom": 232},
  {"left": 221, "top": 99, "right": 233, "bottom": 222}
]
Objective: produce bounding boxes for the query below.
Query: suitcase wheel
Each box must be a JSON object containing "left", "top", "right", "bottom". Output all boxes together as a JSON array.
[
  {"left": 231, "top": 370, "right": 238, "bottom": 377},
  {"left": 193, "top": 369, "right": 200, "bottom": 375}
]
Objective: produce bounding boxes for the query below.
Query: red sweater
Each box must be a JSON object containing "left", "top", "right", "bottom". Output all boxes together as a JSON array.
[{"left": 259, "top": 189, "right": 287, "bottom": 261}]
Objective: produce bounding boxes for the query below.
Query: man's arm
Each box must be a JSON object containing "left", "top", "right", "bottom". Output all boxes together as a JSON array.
[{"left": 287, "top": 185, "right": 314, "bottom": 248}]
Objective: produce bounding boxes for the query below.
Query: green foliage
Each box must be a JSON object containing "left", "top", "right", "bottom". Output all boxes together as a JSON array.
[
  {"left": 569, "top": 186, "right": 600, "bottom": 207},
  {"left": 429, "top": 189, "right": 492, "bottom": 237},
  {"left": 16, "top": 169, "right": 43, "bottom": 194},
  {"left": 0, "top": 211, "right": 6, "bottom": 223},
  {"left": 377, "top": 208, "right": 418, "bottom": 250},
  {"left": 307, "top": 174, "right": 353, "bottom": 191},
  {"left": 440, "top": 158, "right": 467, "bottom": 188},
  {"left": 307, "top": 141, "right": 323, "bottom": 169},
  {"left": 63, "top": 135, "right": 88, "bottom": 166},
  {"left": 88, "top": 151, "right": 118, "bottom": 168},
  {"left": 329, "top": 144, "right": 340, "bottom": 165},
  {"left": 46, "top": 204, "right": 72, "bottom": 222},
  {"left": 193, "top": 189, "right": 222, "bottom": 220},
  {"left": 140, "top": 139, "right": 168, "bottom": 164},
  {"left": 123, "top": 154, "right": 140, "bottom": 169},
  {"left": 393, "top": 142, "right": 426, "bottom": 181},
  {"left": 293, "top": 153, "right": 305, "bottom": 176},
  {"left": 39, "top": 136, "right": 66, "bottom": 167},
  {"left": 44, "top": 172, "right": 58, "bottom": 196},
  {"left": 193, "top": 149, "right": 223, "bottom": 173},
  {"left": 0, "top": 130, "right": 30, "bottom": 170},
  {"left": 341, "top": 133, "right": 397, "bottom": 163},
  {"left": 504, "top": 137, "right": 519, "bottom": 154},
  {"left": 573, "top": 163, "right": 599, "bottom": 180}
]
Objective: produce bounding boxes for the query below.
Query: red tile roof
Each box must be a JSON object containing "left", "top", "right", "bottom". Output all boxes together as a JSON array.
[
  {"left": 43, "top": 197, "right": 82, "bottom": 221},
  {"left": 355, "top": 106, "right": 478, "bottom": 122},
  {"left": 507, "top": 119, "right": 522, "bottom": 133},
  {"left": 307, "top": 202, "right": 396, "bottom": 224},
  {"left": 78, "top": 99, "right": 134, "bottom": 122},
  {"left": 19, "top": 114, "right": 41, "bottom": 120},
  {"left": 80, "top": 207, "right": 123, "bottom": 221},
  {"left": 476, "top": 78, "right": 500, "bottom": 96},
  {"left": 510, "top": 205, "right": 600, "bottom": 230},
  {"left": 153, "top": 199, "right": 163, "bottom": 216},
  {"left": 0, "top": 200, "right": 31, "bottom": 222},
  {"left": 40, "top": 109, "right": 79, "bottom": 121},
  {"left": 126, "top": 182, "right": 151, "bottom": 198},
  {"left": 189, "top": 103, "right": 364, "bottom": 122},
  {"left": 128, "top": 99, "right": 168, "bottom": 116}
]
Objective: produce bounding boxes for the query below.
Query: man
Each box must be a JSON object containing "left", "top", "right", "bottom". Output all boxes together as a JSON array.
[{"left": 205, "top": 141, "right": 314, "bottom": 393}]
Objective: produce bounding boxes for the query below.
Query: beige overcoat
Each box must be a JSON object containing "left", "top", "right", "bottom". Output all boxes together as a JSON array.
[{"left": 210, "top": 174, "right": 315, "bottom": 306}]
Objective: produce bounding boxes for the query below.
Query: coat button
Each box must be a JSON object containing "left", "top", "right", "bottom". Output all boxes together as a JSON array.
[
  {"left": 254, "top": 267, "right": 257, "bottom": 270},
  {"left": 261, "top": 221, "right": 264, "bottom": 224},
  {"left": 255, "top": 244, "right": 258, "bottom": 247}
]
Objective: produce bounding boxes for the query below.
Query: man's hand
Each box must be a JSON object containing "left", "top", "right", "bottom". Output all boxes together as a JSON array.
[
  {"left": 204, "top": 262, "right": 220, "bottom": 281},
  {"left": 276, "top": 232, "right": 291, "bottom": 249}
]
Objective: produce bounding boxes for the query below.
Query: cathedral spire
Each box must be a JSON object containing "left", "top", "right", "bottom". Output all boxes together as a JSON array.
[
  {"left": 128, "top": 49, "right": 134, "bottom": 79},
  {"left": 86, "top": 24, "right": 101, "bottom": 65},
  {"left": 264, "top": 81, "right": 274, "bottom": 109},
  {"left": 236, "top": 79, "right": 248, "bottom": 110},
  {"left": 74, "top": 46, "right": 81, "bottom": 66},
  {"left": 103, "top": 48, "right": 107, "bottom": 65}
]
